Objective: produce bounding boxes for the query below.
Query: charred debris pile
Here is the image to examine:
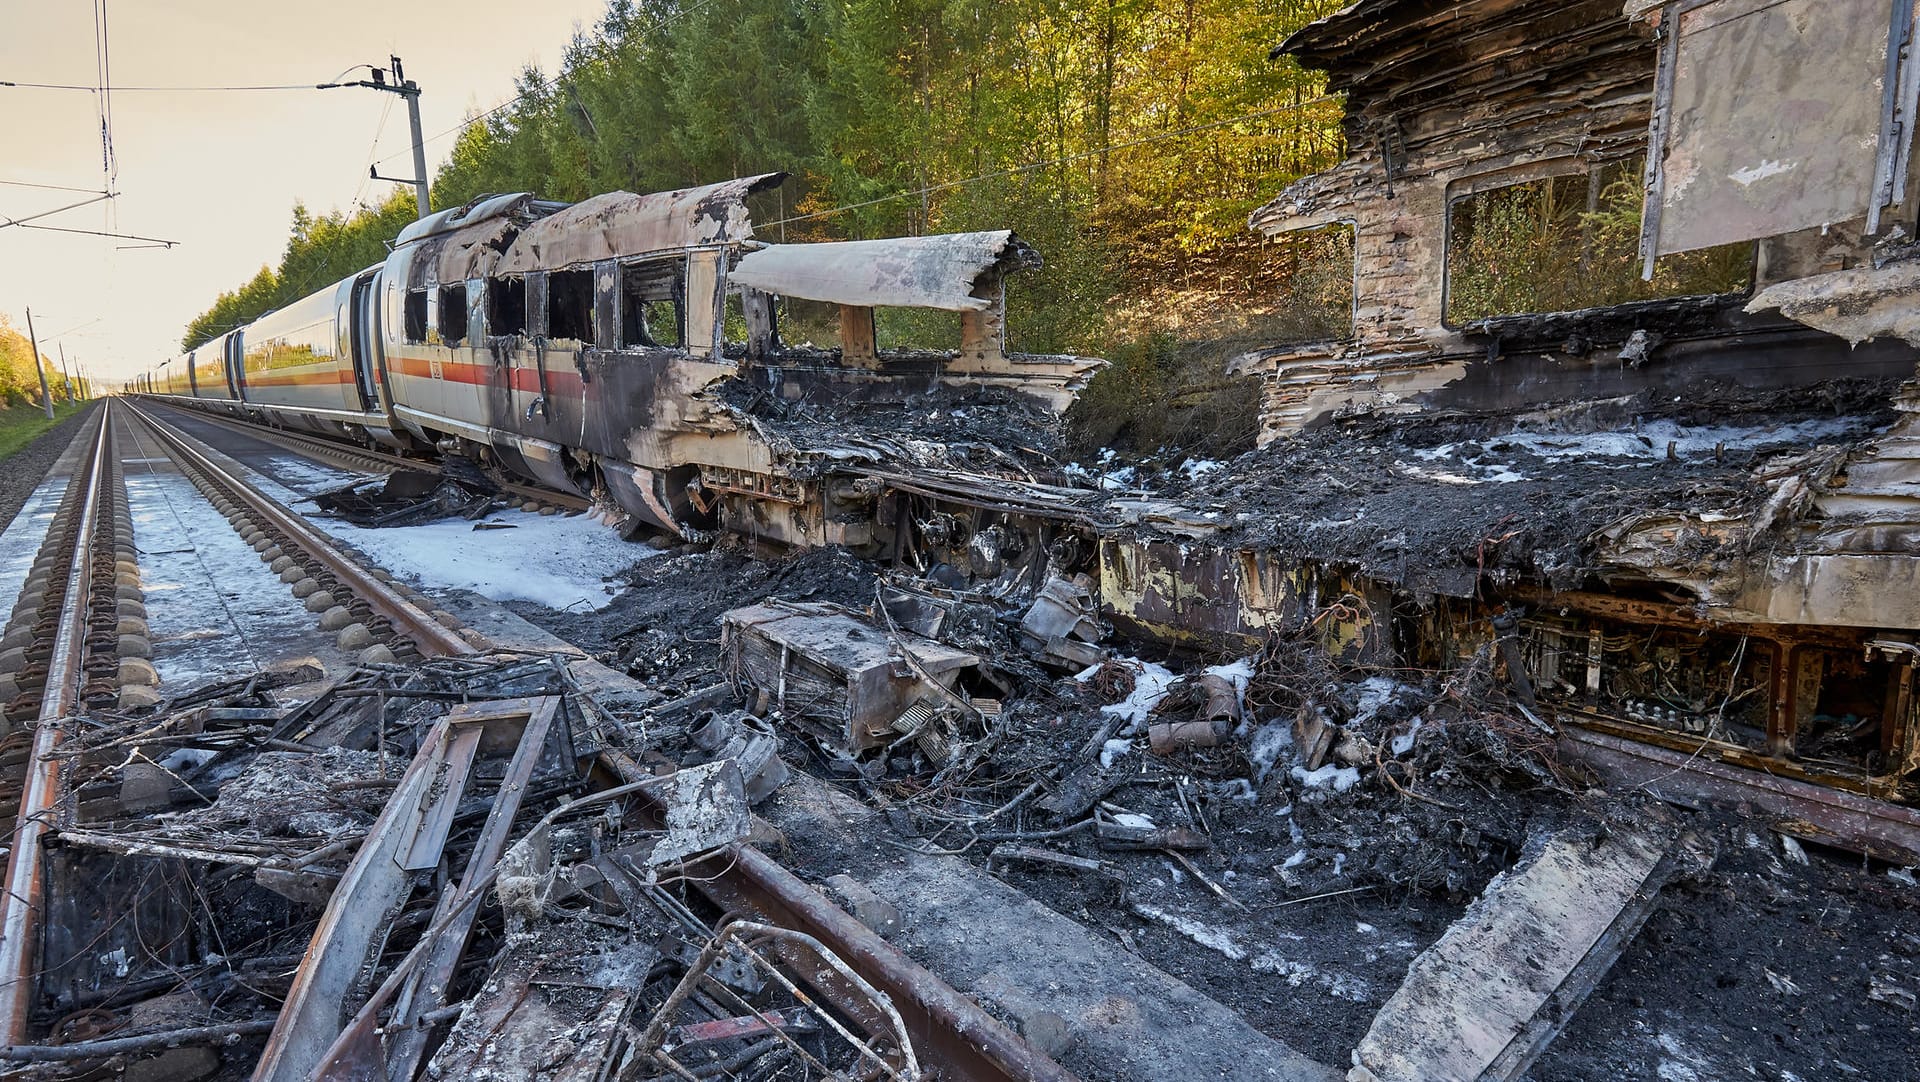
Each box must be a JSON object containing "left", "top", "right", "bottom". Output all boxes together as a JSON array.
[
  {"left": 4, "top": 654, "right": 922, "bottom": 1082},
  {"left": 1152, "top": 381, "right": 1903, "bottom": 592},
  {"left": 15, "top": 550, "right": 1920, "bottom": 1080}
]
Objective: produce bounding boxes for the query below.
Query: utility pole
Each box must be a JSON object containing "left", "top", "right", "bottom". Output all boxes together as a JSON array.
[
  {"left": 322, "top": 56, "right": 430, "bottom": 220},
  {"left": 23, "top": 307, "right": 52, "bottom": 420},
  {"left": 57, "top": 345, "right": 73, "bottom": 403}
]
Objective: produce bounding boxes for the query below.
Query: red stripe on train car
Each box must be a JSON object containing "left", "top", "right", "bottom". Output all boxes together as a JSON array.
[{"left": 387, "top": 354, "right": 587, "bottom": 396}]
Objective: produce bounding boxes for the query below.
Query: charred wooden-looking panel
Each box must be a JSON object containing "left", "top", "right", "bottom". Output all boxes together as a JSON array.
[
  {"left": 1180, "top": 0, "right": 1920, "bottom": 841},
  {"left": 1238, "top": 0, "right": 1919, "bottom": 442}
]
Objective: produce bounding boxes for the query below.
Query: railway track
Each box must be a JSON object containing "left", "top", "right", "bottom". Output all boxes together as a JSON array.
[
  {"left": 122, "top": 400, "right": 483, "bottom": 660},
  {"left": 0, "top": 401, "right": 1071, "bottom": 1081},
  {"left": 0, "top": 404, "right": 124, "bottom": 1042},
  {"left": 141, "top": 402, "right": 593, "bottom": 515}
]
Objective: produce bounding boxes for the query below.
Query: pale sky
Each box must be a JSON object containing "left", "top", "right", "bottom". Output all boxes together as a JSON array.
[{"left": 0, "top": 0, "right": 612, "bottom": 384}]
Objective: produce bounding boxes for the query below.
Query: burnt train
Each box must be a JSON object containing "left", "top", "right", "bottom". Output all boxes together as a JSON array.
[
  {"left": 132, "top": 172, "right": 1106, "bottom": 567},
  {"left": 128, "top": 0, "right": 1920, "bottom": 867}
]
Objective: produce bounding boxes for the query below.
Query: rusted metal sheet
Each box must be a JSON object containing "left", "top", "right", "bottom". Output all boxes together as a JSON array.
[
  {"left": 495, "top": 173, "right": 785, "bottom": 274},
  {"left": 730, "top": 231, "right": 1039, "bottom": 312},
  {"left": 431, "top": 195, "right": 535, "bottom": 284},
  {"left": 251, "top": 713, "right": 466, "bottom": 1082},
  {"left": 303, "top": 700, "right": 563, "bottom": 1082},
  {"left": 252, "top": 697, "right": 563, "bottom": 1082},
  {"left": 393, "top": 191, "right": 537, "bottom": 249},
  {"left": 1647, "top": 0, "right": 1895, "bottom": 257},
  {"left": 697, "top": 845, "right": 1084, "bottom": 1082},
  {"left": 1350, "top": 809, "right": 1712, "bottom": 1082}
]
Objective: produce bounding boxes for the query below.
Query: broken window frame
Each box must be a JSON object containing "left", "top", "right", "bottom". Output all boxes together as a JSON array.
[
  {"left": 768, "top": 294, "right": 842, "bottom": 353},
  {"left": 545, "top": 267, "right": 595, "bottom": 345},
  {"left": 1441, "top": 158, "right": 1755, "bottom": 328},
  {"left": 721, "top": 292, "right": 749, "bottom": 348},
  {"left": 487, "top": 276, "right": 528, "bottom": 339},
  {"left": 438, "top": 282, "right": 470, "bottom": 348},
  {"left": 1258, "top": 219, "right": 1359, "bottom": 346},
  {"left": 874, "top": 307, "right": 964, "bottom": 354},
  {"left": 1637, "top": 0, "right": 1920, "bottom": 274},
  {"left": 618, "top": 255, "right": 687, "bottom": 350},
  {"left": 402, "top": 288, "right": 430, "bottom": 345}
]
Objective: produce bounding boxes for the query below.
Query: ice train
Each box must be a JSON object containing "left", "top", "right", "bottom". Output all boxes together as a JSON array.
[{"left": 135, "top": 173, "right": 1105, "bottom": 563}]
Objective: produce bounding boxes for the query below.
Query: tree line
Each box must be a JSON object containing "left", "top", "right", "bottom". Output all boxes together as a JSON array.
[
  {"left": 0, "top": 317, "right": 79, "bottom": 408},
  {"left": 183, "top": 0, "right": 1352, "bottom": 364}
]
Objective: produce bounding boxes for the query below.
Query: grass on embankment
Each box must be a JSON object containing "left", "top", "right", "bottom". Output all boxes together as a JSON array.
[{"left": 0, "top": 400, "right": 87, "bottom": 465}]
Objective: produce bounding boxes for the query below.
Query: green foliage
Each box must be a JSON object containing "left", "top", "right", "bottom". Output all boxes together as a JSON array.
[
  {"left": 1446, "top": 164, "right": 1754, "bottom": 324},
  {"left": 184, "top": 0, "right": 1353, "bottom": 460},
  {"left": 0, "top": 316, "right": 75, "bottom": 409},
  {"left": 0, "top": 400, "right": 85, "bottom": 464},
  {"left": 1064, "top": 331, "right": 1259, "bottom": 460}
]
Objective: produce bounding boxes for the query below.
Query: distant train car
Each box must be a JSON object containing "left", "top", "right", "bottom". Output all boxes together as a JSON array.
[
  {"left": 189, "top": 335, "right": 238, "bottom": 407},
  {"left": 160, "top": 356, "right": 193, "bottom": 397},
  {"left": 232, "top": 285, "right": 367, "bottom": 438}
]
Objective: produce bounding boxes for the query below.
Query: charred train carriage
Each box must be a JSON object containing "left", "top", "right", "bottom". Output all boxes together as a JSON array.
[
  {"left": 139, "top": 172, "right": 1104, "bottom": 551},
  {"left": 132, "top": 0, "right": 1920, "bottom": 864}
]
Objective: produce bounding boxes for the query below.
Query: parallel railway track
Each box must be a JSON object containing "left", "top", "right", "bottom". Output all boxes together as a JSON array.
[{"left": 141, "top": 402, "right": 594, "bottom": 515}]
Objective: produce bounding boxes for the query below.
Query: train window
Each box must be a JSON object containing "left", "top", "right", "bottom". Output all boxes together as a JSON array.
[
  {"left": 403, "top": 289, "right": 429, "bottom": 343},
  {"left": 1444, "top": 160, "right": 1752, "bottom": 325},
  {"left": 547, "top": 269, "right": 594, "bottom": 343},
  {"left": 438, "top": 283, "right": 469, "bottom": 347},
  {"left": 619, "top": 259, "right": 684, "bottom": 349},
  {"left": 488, "top": 277, "right": 527, "bottom": 337},
  {"left": 771, "top": 297, "right": 840, "bottom": 350},
  {"left": 875, "top": 308, "right": 963, "bottom": 352}
]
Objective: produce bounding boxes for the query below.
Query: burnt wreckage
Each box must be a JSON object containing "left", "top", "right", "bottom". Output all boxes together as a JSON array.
[
  {"left": 1210, "top": 0, "right": 1920, "bottom": 854},
  {"left": 138, "top": 7, "right": 1919, "bottom": 861},
  {"left": 52, "top": 2, "right": 1920, "bottom": 1079}
]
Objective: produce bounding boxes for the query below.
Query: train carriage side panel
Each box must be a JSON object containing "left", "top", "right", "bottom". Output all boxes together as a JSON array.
[
  {"left": 161, "top": 354, "right": 193, "bottom": 397},
  {"left": 235, "top": 286, "right": 368, "bottom": 436},
  {"left": 345, "top": 268, "right": 411, "bottom": 450},
  {"left": 379, "top": 241, "right": 496, "bottom": 450},
  {"left": 190, "top": 342, "right": 235, "bottom": 404}
]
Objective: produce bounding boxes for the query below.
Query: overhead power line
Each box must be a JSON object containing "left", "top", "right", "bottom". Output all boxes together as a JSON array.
[
  {"left": 0, "top": 64, "right": 372, "bottom": 93},
  {"left": 373, "top": 0, "right": 717, "bottom": 168},
  {"left": 0, "top": 79, "right": 346, "bottom": 91},
  {"left": 0, "top": 179, "right": 109, "bottom": 194},
  {"left": 7, "top": 222, "right": 175, "bottom": 246},
  {"left": 0, "top": 191, "right": 116, "bottom": 229}
]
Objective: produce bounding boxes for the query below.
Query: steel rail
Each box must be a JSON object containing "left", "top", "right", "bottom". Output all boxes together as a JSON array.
[
  {"left": 137, "top": 400, "right": 591, "bottom": 513},
  {"left": 0, "top": 403, "right": 112, "bottom": 1042},
  {"left": 124, "top": 402, "right": 476, "bottom": 659}
]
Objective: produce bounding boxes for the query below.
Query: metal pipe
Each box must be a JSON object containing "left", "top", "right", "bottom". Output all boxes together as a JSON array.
[{"left": 0, "top": 402, "right": 111, "bottom": 1040}]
